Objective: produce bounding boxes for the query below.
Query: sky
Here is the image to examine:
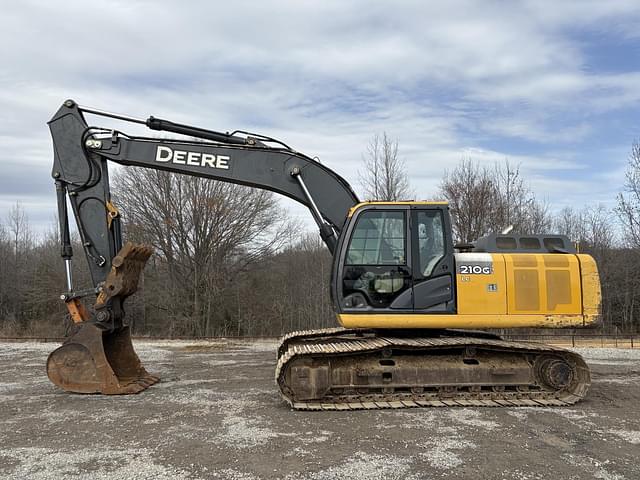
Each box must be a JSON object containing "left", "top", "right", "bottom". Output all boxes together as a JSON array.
[{"left": 1, "top": 0, "right": 640, "bottom": 235}]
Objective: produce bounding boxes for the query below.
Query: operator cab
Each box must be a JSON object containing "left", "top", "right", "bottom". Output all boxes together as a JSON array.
[{"left": 333, "top": 202, "right": 456, "bottom": 314}]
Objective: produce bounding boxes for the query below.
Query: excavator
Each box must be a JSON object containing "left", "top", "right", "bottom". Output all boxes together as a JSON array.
[{"left": 46, "top": 100, "right": 601, "bottom": 409}]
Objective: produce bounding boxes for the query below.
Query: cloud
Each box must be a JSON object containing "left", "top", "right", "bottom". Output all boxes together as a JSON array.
[{"left": 0, "top": 0, "right": 639, "bottom": 234}]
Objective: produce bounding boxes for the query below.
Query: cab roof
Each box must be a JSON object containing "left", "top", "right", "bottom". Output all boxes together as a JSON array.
[{"left": 347, "top": 201, "right": 449, "bottom": 217}]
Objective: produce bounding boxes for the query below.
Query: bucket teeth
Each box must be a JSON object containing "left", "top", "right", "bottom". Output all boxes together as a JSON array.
[{"left": 47, "top": 323, "right": 159, "bottom": 394}]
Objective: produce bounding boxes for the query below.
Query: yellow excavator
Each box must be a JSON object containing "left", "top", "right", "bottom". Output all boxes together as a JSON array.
[{"left": 46, "top": 100, "right": 601, "bottom": 409}]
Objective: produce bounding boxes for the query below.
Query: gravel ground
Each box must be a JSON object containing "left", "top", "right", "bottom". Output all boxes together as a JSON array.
[{"left": 0, "top": 339, "right": 639, "bottom": 479}]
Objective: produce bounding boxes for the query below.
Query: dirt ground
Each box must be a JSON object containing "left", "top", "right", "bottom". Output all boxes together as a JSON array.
[{"left": 0, "top": 340, "right": 639, "bottom": 480}]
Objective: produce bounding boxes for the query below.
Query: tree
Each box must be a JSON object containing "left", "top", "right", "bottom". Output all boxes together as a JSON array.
[
  {"left": 113, "top": 167, "right": 294, "bottom": 336},
  {"left": 614, "top": 142, "right": 640, "bottom": 332},
  {"left": 439, "top": 159, "right": 551, "bottom": 243},
  {"left": 492, "top": 162, "right": 551, "bottom": 234},
  {"left": 0, "top": 219, "right": 9, "bottom": 325},
  {"left": 359, "top": 133, "right": 412, "bottom": 201},
  {"left": 228, "top": 232, "right": 335, "bottom": 336},
  {"left": 0, "top": 202, "right": 34, "bottom": 332},
  {"left": 553, "top": 206, "right": 586, "bottom": 244},
  {"left": 438, "top": 159, "right": 498, "bottom": 243},
  {"left": 617, "top": 141, "right": 640, "bottom": 248},
  {"left": 8, "top": 202, "right": 32, "bottom": 257},
  {"left": 554, "top": 204, "right": 617, "bottom": 330}
]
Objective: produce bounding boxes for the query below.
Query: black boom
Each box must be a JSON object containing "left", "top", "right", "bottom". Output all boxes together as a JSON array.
[{"left": 48, "top": 99, "right": 359, "bottom": 332}]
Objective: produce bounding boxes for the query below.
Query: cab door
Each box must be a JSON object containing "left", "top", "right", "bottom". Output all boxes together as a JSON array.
[
  {"left": 410, "top": 206, "right": 455, "bottom": 312},
  {"left": 339, "top": 206, "right": 413, "bottom": 310}
]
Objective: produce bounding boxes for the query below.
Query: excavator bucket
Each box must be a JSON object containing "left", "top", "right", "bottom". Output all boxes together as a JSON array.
[
  {"left": 47, "top": 324, "right": 159, "bottom": 394},
  {"left": 46, "top": 242, "right": 159, "bottom": 394}
]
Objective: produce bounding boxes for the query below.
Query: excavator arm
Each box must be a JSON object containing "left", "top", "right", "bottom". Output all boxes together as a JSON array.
[{"left": 46, "top": 99, "right": 358, "bottom": 394}]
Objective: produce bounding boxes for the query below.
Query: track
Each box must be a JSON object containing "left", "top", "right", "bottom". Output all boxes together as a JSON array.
[{"left": 276, "top": 328, "right": 590, "bottom": 410}]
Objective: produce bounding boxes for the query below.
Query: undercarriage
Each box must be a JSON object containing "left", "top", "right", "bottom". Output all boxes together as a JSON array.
[{"left": 276, "top": 328, "right": 590, "bottom": 410}]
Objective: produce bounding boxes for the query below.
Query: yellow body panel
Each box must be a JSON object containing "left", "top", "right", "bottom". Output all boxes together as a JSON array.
[
  {"left": 503, "top": 254, "right": 582, "bottom": 315},
  {"left": 577, "top": 254, "right": 601, "bottom": 325},
  {"left": 456, "top": 254, "right": 507, "bottom": 315},
  {"left": 338, "top": 313, "right": 592, "bottom": 329}
]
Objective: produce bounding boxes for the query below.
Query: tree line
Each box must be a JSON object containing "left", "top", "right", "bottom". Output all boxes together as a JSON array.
[{"left": 1, "top": 136, "right": 639, "bottom": 337}]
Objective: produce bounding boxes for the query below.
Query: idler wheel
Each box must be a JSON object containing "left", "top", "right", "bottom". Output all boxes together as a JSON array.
[{"left": 536, "top": 356, "right": 575, "bottom": 390}]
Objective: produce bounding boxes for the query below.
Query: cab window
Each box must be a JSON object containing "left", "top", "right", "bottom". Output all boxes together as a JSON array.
[
  {"left": 346, "top": 211, "right": 405, "bottom": 265},
  {"left": 417, "top": 210, "right": 445, "bottom": 277},
  {"left": 342, "top": 210, "right": 410, "bottom": 309}
]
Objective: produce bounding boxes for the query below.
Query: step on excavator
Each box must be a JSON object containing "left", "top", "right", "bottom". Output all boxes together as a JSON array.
[{"left": 47, "top": 100, "right": 601, "bottom": 409}]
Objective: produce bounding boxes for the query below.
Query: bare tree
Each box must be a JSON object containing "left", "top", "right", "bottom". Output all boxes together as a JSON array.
[
  {"left": 525, "top": 201, "right": 552, "bottom": 233},
  {"left": 439, "top": 159, "right": 551, "bottom": 243},
  {"left": 0, "top": 204, "right": 34, "bottom": 333},
  {"left": 0, "top": 220, "right": 9, "bottom": 326},
  {"left": 215, "top": 230, "right": 335, "bottom": 336},
  {"left": 113, "top": 167, "right": 294, "bottom": 336},
  {"left": 552, "top": 203, "right": 620, "bottom": 329},
  {"left": 8, "top": 202, "right": 32, "bottom": 257},
  {"left": 582, "top": 205, "right": 614, "bottom": 252},
  {"left": 493, "top": 162, "right": 551, "bottom": 234},
  {"left": 439, "top": 159, "right": 498, "bottom": 243},
  {"left": 359, "top": 133, "right": 412, "bottom": 201},
  {"left": 613, "top": 142, "right": 640, "bottom": 332},
  {"left": 554, "top": 203, "right": 614, "bottom": 262},
  {"left": 553, "top": 206, "right": 585, "bottom": 243},
  {"left": 617, "top": 141, "right": 640, "bottom": 247}
]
